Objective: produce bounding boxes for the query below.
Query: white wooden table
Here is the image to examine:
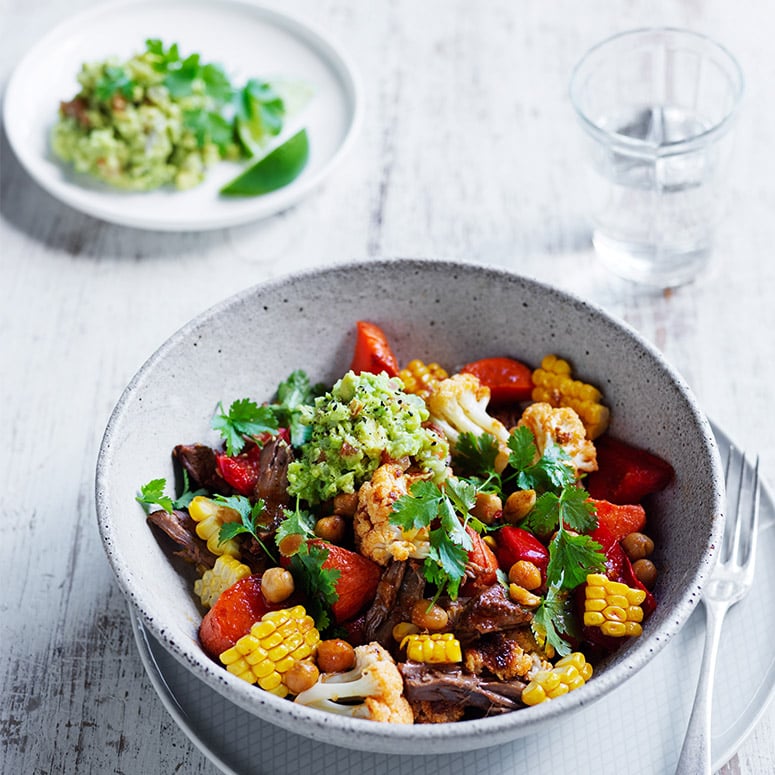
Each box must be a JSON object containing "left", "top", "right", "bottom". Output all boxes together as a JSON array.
[{"left": 2, "top": 1, "right": 773, "bottom": 772}]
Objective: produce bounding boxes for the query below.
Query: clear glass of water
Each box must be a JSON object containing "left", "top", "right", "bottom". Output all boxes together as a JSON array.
[{"left": 570, "top": 28, "right": 743, "bottom": 287}]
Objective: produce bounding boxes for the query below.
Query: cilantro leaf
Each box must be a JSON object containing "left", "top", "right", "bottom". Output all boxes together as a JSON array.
[
  {"left": 523, "top": 491, "right": 561, "bottom": 536},
  {"left": 547, "top": 531, "right": 605, "bottom": 590},
  {"left": 391, "top": 480, "right": 442, "bottom": 531},
  {"left": 289, "top": 541, "right": 340, "bottom": 632},
  {"left": 453, "top": 432, "right": 500, "bottom": 478},
  {"left": 532, "top": 584, "right": 577, "bottom": 657},
  {"left": 270, "top": 370, "right": 324, "bottom": 447},
  {"left": 136, "top": 474, "right": 205, "bottom": 514},
  {"left": 145, "top": 39, "right": 181, "bottom": 71},
  {"left": 211, "top": 398, "right": 279, "bottom": 456},
  {"left": 95, "top": 66, "right": 135, "bottom": 102},
  {"left": 507, "top": 425, "right": 538, "bottom": 471},
  {"left": 275, "top": 502, "right": 316, "bottom": 545},
  {"left": 507, "top": 426, "right": 575, "bottom": 493},
  {"left": 136, "top": 478, "right": 174, "bottom": 514},
  {"left": 183, "top": 109, "right": 234, "bottom": 152},
  {"left": 201, "top": 62, "right": 233, "bottom": 102},
  {"left": 389, "top": 478, "right": 473, "bottom": 600},
  {"left": 558, "top": 486, "right": 598, "bottom": 533},
  {"left": 425, "top": 528, "right": 469, "bottom": 600},
  {"left": 236, "top": 79, "right": 285, "bottom": 146},
  {"left": 214, "top": 495, "right": 276, "bottom": 561},
  {"left": 164, "top": 52, "right": 200, "bottom": 97}
]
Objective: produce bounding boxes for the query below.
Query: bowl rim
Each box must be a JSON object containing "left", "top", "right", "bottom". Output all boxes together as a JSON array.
[{"left": 95, "top": 256, "right": 724, "bottom": 750}]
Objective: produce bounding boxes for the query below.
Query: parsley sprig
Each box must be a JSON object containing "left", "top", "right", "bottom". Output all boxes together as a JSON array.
[
  {"left": 390, "top": 477, "right": 485, "bottom": 601},
  {"left": 214, "top": 495, "right": 276, "bottom": 561},
  {"left": 269, "top": 369, "right": 325, "bottom": 447},
  {"left": 275, "top": 503, "right": 340, "bottom": 631},
  {"left": 136, "top": 471, "right": 205, "bottom": 514}
]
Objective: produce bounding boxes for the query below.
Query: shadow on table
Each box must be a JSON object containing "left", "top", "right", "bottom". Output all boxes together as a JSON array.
[{"left": 0, "top": 122, "right": 273, "bottom": 261}]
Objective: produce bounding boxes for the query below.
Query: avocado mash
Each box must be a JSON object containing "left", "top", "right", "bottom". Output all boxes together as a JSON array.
[{"left": 287, "top": 371, "right": 449, "bottom": 504}]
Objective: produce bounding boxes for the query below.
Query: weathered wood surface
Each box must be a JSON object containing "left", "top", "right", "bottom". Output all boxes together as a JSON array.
[{"left": 2, "top": 1, "right": 773, "bottom": 773}]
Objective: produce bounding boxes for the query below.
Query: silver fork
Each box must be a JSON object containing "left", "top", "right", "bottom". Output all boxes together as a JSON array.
[{"left": 675, "top": 447, "right": 761, "bottom": 775}]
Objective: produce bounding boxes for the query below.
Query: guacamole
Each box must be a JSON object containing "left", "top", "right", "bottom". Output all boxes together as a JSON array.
[
  {"left": 287, "top": 371, "right": 449, "bottom": 504},
  {"left": 51, "top": 42, "right": 238, "bottom": 191}
]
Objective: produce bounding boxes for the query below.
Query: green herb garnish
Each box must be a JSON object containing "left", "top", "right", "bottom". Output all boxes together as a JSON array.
[{"left": 211, "top": 398, "right": 279, "bottom": 456}]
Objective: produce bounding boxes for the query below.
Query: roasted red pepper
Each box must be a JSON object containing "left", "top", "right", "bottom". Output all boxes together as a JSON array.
[
  {"left": 586, "top": 436, "right": 674, "bottom": 504},
  {"left": 590, "top": 498, "right": 647, "bottom": 542},
  {"left": 309, "top": 540, "right": 382, "bottom": 624},
  {"left": 199, "top": 574, "right": 280, "bottom": 659},
  {"left": 494, "top": 526, "right": 549, "bottom": 579},
  {"left": 215, "top": 442, "right": 263, "bottom": 496},
  {"left": 349, "top": 321, "right": 399, "bottom": 377},
  {"left": 460, "top": 356, "right": 534, "bottom": 404}
]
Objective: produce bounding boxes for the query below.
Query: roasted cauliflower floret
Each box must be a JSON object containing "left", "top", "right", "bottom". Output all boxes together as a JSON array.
[
  {"left": 427, "top": 373, "right": 510, "bottom": 472},
  {"left": 354, "top": 463, "right": 431, "bottom": 565},
  {"left": 294, "top": 641, "right": 414, "bottom": 723},
  {"left": 517, "top": 402, "right": 597, "bottom": 475}
]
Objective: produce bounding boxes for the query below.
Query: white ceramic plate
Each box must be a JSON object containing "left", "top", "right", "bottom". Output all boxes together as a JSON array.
[
  {"left": 130, "top": 422, "right": 775, "bottom": 775},
  {"left": 3, "top": 0, "right": 361, "bottom": 231}
]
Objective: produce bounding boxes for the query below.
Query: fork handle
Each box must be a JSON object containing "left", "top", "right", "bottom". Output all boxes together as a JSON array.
[{"left": 675, "top": 602, "right": 729, "bottom": 775}]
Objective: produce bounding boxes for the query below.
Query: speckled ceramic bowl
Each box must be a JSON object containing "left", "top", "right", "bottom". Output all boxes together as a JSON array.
[{"left": 95, "top": 258, "right": 724, "bottom": 754}]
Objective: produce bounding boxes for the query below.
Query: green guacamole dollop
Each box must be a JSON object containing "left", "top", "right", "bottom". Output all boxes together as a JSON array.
[{"left": 286, "top": 371, "right": 449, "bottom": 504}]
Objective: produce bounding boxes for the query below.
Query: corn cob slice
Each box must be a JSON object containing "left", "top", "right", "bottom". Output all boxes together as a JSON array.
[
  {"left": 400, "top": 632, "right": 462, "bottom": 663},
  {"left": 398, "top": 359, "right": 449, "bottom": 401},
  {"left": 219, "top": 605, "right": 320, "bottom": 697},
  {"left": 531, "top": 354, "right": 610, "bottom": 440},
  {"left": 194, "top": 555, "right": 252, "bottom": 609},
  {"left": 188, "top": 495, "right": 241, "bottom": 557},
  {"left": 521, "top": 652, "right": 593, "bottom": 706},
  {"left": 583, "top": 573, "right": 646, "bottom": 637}
]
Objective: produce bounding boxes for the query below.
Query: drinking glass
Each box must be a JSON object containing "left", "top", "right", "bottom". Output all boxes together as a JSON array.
[{"left": 570, "top": 28, "right": 743, "bottom": 287}]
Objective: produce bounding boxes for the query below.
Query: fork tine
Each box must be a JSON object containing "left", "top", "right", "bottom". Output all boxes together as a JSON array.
[
  {"left": 728, "top": 446, "right": 746, "bottom": 562},
  {"left": 742, "top": 455, "right": 761, "bottom": 583}
]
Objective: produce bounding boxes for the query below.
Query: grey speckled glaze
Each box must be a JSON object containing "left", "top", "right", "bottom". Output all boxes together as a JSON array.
[{"left": 95, "top": 258, "right": 724, "bottom": 755}]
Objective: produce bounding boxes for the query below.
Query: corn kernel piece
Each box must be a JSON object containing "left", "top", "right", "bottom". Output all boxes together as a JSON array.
[
  {"left": 189, "top": 495, "right": 241, "bottom": 557},
  {"left": 531, "top": 356, "right": 609, "bottom": 439},
  {"left": 522, "top": 651, "right": 593, "bottom": 705},
  {"left": 218, "top": 605, "right": 320, "bottom": 693},
  {"left": 398, "top": 360, "right": 449, "bottom": 400},
  {"left": 583, "top": 573, "right": 646, "bottom": 638},
  {"left": 401, "top": 632, "right": 462, "bottom": 663},
  {"left": 194, "top": 555, "right": 252, "bottom": 608}
]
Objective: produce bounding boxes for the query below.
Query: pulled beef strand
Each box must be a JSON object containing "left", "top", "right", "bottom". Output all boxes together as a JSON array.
[
  {"left": 147, "top": 509, "right": 215, "bottom": 569},
  {"left": 363, "top": 560, "right": 426, "bottom": 649},
  {"left": 454, "top": 584, "right": 533, "bottom": 640},
  {"left": 254, "top": 437, "right": 293, "bottom": 531},
  {"left": 173, "top": 443, "right": 233, "bottom": 495},
  {"left": 399, "top": 661, "right": 525, "bottom": 716}
]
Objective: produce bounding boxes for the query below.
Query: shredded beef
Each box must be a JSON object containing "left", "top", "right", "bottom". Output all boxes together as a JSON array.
[
  {"left": 147, "top": 509, "right": 215, "bottom": 568},
  {"left": 399, "top": 661, "right": 525, "bottom": 715},
  {"left": 173, "top": 444, "right": 233, "bottom": 495},
  {"left": 454, "top": 584, "right": 533, "bottom": 639},
  {"left": 254, "top": 437, "right": 293, "bottom": 530}
]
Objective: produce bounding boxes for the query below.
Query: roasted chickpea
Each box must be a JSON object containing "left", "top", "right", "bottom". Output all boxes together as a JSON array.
[
  {"left": 508, "top": 560, "right": 542, "bottom": 590},
  {"left": 471, "top": 492, "right": 503, "bottom": 525},
  {"left": 509, "top": 583, "right": 541, "bottom": 608},
  {"left": 333, "top": 492, "right": 359, "bottom": 516},
  {"left": 278, "top": 533, "right": 303, "bottom": 557},
  {"left": 632, "top": 559, "right": 658, "bottom": 588},
  {"left": 503, "top": 489, "right": 536, "bottom": 524},
  {"left": 317, "top": 639, "right": 356, "bottom": 673},
  {"left": 411, "top": 600, "right": 449, "bottom": 631},
  {"left": 314, "top": 515, "right": 347, "bottom": 544},
  {"left": 621, "top": 532, "right": 655, "bottom": 562},
  {"left": 283, "top": 660, "right": 320, "bottom": 694},
  {"left": 261, "top": 567, "right": 295, "bottom": 603},
  {"left": 392, "top": 621, "right": 420, "bottom": 642}
]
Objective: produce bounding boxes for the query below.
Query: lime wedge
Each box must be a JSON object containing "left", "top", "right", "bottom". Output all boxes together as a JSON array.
[{"left": 220, "top": 129, "right": 309, "bottom": 197}]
